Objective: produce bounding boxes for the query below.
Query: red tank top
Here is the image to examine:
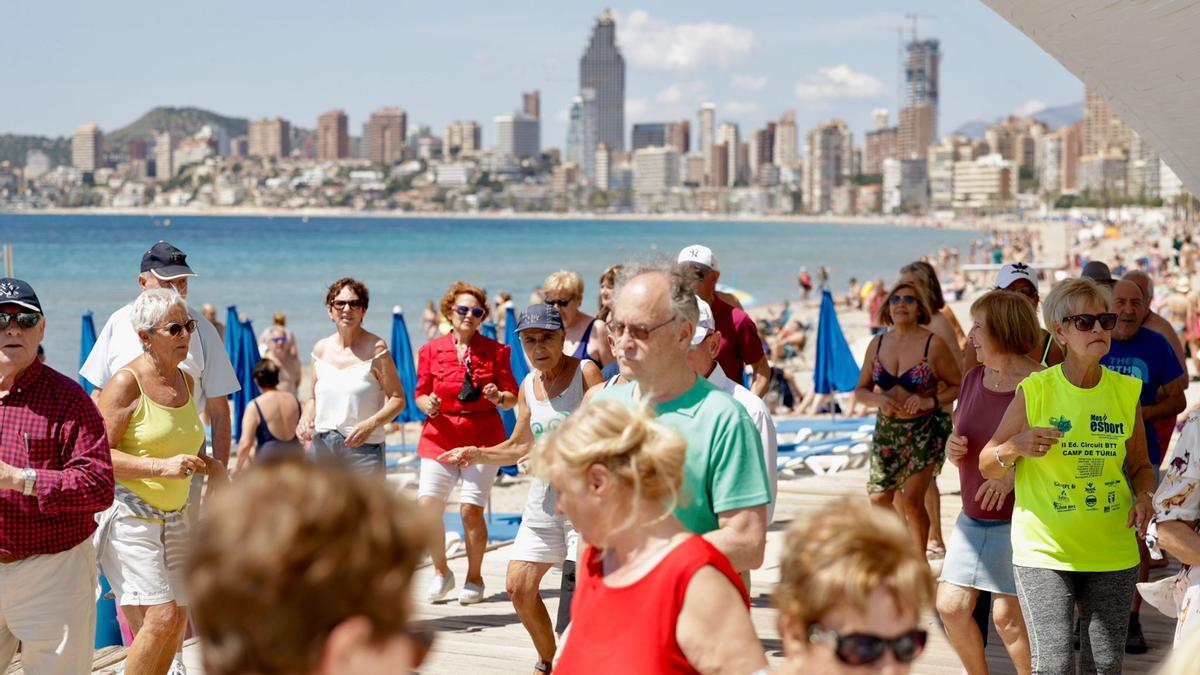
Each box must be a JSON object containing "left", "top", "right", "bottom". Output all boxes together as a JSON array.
[{"left": 554, "top": 536, "right": 748, "bottom": 674}]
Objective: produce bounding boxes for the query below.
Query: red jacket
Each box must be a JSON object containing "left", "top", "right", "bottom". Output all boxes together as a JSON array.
[{"left": 416, "top": 333, "right": 518, "bottom": 460}]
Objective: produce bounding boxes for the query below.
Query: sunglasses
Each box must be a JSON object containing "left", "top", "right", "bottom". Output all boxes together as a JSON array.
[
  {"left": 0, "top": 312, "right": 42, "bottom": 330},
  {"left": 1062, "top": 313, "right": 1117, "bottom": 331},
  {"left": 331, "top": 299, "right": 365, "bottom": 310},
  {"left": 271, "top": 336, "right": 288, "bottom": 344},
  {"left": 888, "top": 295, "right": 918, "bottom": 305},
  {"left": 606, "top": 316, "right": 675, "bottom": 340},
  {"left": 454, "top": 305, "right": 486, "bottom": 319},
  {"left": 808, "top": 625, "right": 928, "bottom": 666},
  {"left": 161, "top": 319, "right": 198, "bottom": 337},
  {"left": 545, "top": 298, "right": 573, "bottom": 308}
]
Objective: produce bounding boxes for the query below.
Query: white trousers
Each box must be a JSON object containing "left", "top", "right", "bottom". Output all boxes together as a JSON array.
[{"left": 0, "top": 539, "right": 97, "bottom": 675}]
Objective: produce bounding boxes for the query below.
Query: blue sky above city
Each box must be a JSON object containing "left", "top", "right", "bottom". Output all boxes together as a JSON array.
[{"left": 4, "top": 0, "right": 1081, "bottom": 145}]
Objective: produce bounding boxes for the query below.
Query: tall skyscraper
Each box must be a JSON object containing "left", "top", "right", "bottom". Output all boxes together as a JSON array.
[
  {"left": 72, "top": 123, "right": 102, "bottom": 172},
  {"left": 248, "top": 118, "right": 291, "bottom": 159},
  {"left": 749, "top": 124, "right": 775, "bottom": 180},
  {"left": 445, "top": 121, "right": 481, "bottom": 158},
  {"left": 365, "top": 108, "right": 407, "bottom": 165},
  {"left": 495, "top": 113, "right": 540, "bottom": 160},
  {"left": 523, "top": 90, "right": 540, "bottom": 119},
  {"left": 1082, "top": 86, "right": 1131, "bottom": 157},
  {"left": 579, "top": 88, "right": 599, "bottom": 181},
  {"left": 317, "top": 110, "right": 349, "bottom": 161},
  {"left": 699, "top": 103, "right": 716, "bottom": 182},
  {"left": 667, "top": 121, "right": 689, "bottom": 155},
  {"left": 899, "top": 38, "right": 939, "bottom": 159},
  {"left": 805, "top": 119, "right": 851, "bottom": 213},
  {"left": 773, "top": 111, "right": 798, "bottom": 170},
  {"left": 565, "top": 97, "right": 584, "bottom": 166},
  {"left": 579, "top": 9, "right": 625, "bottom": 151},
  {"left": 153, "top": 132, "right": 175, "bottom": 181},
  {"left": 717, "top": 123, "right": 740, "bottom": 187}
]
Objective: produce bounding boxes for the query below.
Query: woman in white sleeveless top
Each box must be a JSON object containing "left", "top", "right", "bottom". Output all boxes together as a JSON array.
[
  {"left": 297, "top": 278, "right": 406, "bottom": 473},
  {"left": 440, "top": 303, "right": 603, "bottom": 673}
]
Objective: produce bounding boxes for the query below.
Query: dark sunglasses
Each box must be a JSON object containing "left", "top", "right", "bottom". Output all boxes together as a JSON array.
[
  {"left": 454, "top": 305, "right": 486, "bottom": 318},
  {"left": 1062, "top": 313, "right": 1117, "bottom": 331},
  {"left": 888, "top": 295, "right": 918, "bottom": 305},
  {"left": 162, "top": 319, "right": 198, "bottom": 337},
  {"left": 606, "top": 316, "right": 675, "bottom": 340},
  {"left": 331, "top": 299, "right": 365, "bottom": 310},
  {"left": 808, "top": 625, "right": 928, "bottom": 666},
  {"left": 270, "top": 336, "right": 288, "bottom": 344},
  {"left": 0, "top": 312, "right": 42, "bottom": 330},
  {"left": 545, "top": 298, "right": 572, "bottom": 308}
]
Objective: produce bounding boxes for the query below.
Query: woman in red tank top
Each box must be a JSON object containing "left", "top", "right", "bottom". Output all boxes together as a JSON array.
[{"left": 532, "top": 400, "right": 766, "bottom": 674}]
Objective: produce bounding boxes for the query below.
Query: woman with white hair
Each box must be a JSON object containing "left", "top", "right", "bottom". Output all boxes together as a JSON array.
[{"left": 96, "top": 288, "right": 227, "bottom": 675}]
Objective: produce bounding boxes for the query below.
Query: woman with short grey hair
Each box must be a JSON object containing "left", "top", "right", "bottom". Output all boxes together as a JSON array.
[{"left": 96, "top": 288, "right": 227, "bottom": 675}]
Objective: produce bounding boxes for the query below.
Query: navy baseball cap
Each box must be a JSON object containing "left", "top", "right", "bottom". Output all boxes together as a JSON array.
[
  {"left": 141, "top": 241, "right": 197, "bottom": 280},
  {"left": 516, "top": 304, "right": 563, "bottom": 332},
  {"left": 0, "top": 278, "right": 43, "bottom": 313}
]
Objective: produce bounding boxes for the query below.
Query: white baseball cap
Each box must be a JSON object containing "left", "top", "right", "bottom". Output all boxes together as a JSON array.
[
  {"left": 692, "top": 296, "right": 716, "bottom": 346},
  {"left": 678, "top": 244, "right": 718, "bottom": 271},
  {"left": 995, "top": 262, "right": 1036, "bottom": 290}
]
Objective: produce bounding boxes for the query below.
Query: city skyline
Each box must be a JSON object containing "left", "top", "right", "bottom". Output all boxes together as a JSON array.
[{"left": 4, "top": 1, "right": 1081, "bottom": 149}]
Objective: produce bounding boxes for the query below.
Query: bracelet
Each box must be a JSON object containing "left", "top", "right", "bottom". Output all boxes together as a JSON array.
[{"left": 995, "top": 446, "right": 1012, "bottom": 470}]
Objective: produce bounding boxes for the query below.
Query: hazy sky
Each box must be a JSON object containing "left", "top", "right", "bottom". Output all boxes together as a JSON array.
[{"left": 4, "top": 1, "right": 1081, "bottom": 146}]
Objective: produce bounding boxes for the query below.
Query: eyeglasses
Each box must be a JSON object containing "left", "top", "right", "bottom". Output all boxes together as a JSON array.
[
  {"left": 1062, "top": 313, "right": 1117, "bottom": 331},
  {"left": 606, "top": 316, "right": 676, "bottom": 340},
  {"left": 454, "top": 305, "right": 486, "bottom": 319},
  {"left": 0, "top": 312, "right": 42, "bottom": 330},
  {"left": 331, "top": 299, "right": 365, "bottom": 310},
  {"left": 808, "top": 625, "right": 928, "bottom": 666},
  {"left": 161, "top": 319, "right": 198, "bottom": 337},
  {"left": 545, "top": 298, "right": 572, "bottom": 308},
  {"left": 888, "top": 295, "right": 918, "bottom": 305}
]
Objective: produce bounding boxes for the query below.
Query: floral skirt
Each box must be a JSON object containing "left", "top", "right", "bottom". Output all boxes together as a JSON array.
[{"left": 869, "top": 412, "right": 945, "bottom": 493}]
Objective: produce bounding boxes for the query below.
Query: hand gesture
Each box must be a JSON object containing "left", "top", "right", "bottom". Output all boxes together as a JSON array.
[
  {"left": 945, "top": 433, "right": 969, "bottom": 465},
  {"left": 974, "top": 475, "right": 1014, "bottom": 511},
  {"left": 296, "top": 416, "right": 314, "bottom": 445},
  {"left": 425, "top": 394, "right": 442, "bottom": 418},
  {"left": 344, "top": 421, "right": 376, "bottom": 448},
  {"left": 483, "top": 383, "right": 501, "bottom": 405},
  {"left": 160, "top": 454, "right": 207, "bottom": 479},
  {"left": 1129, "top": 494, "right": 1155, "bottom": 537},
  {"left": 437, "top": 446, "right": 479, "bottom": 469},
  {"left": 1010, "top": 426, "right": 1063, "bottom": 458}
]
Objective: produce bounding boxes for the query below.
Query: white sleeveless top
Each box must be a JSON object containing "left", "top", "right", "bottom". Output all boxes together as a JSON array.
[
  {"left": 313, "top": 351, "right": 388, "bottom": 444},
  {"left": 522, "top": 365, "right": 585, "bottom": 527}
]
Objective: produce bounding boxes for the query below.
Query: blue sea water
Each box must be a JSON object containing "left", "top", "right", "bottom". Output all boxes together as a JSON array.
[{"left": 0, "top": 213, "right": 976, "bottom": 376}]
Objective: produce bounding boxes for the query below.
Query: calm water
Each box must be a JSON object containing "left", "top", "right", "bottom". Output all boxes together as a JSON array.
[{"left": 0, "top": 213, "right": 976, "bottom": 375}]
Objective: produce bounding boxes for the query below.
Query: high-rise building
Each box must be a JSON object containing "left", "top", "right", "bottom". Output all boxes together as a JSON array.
[
  {"left": 864, "top": 109, "right": 897, "bottom": 175},
  {"left": 579, "top": 9, "right": 625, "bottom": 151},
  {"left": 72, "top": 123, "right": 102, "bottom": 172},
  {"left": 983, "top": 117, "right": 1046, "bottom": 171},
  {"left": 565, "top": 97, "right": 584, "bottom": 166},
  {"left": 1059, "top": 122, "right": 1082, "bottom": 192},
  {"left": 805, "top": 119, "right": 851, "bottom": 213},
  {"left": 633, "top": 147, "right": 680, "bottom": 211},
  {"left": 773, "top": 111, "right": 798, "bottom": 171},
  {"left": 445, "top": 120, "right": 481, "bottom": 158},
  {"left": 495, "top": 113, "right": 540, "bottom": 160},
  {"left": 365, "top": 107, "right": 407, "bottom": 165},
  {"left": 667, "top": 121, "right": 689, "bottom": 155},
  {"left": 1128, "top": 130, "right": 1161, "bottom": 198},
  {"left": 1083, "top": 86, "right": 1131, "bottom": 157},
  {"left": 1040, "top": 133, "right": 1064, "bottom": 194},
  {"left": 579, "top": 88, "right": 599, "bottom": 181},
  {"left": 248, "top": 118, "right": 291, "bottom": 159},
  {"left": 632, "top": 123, "right": 668, "bottom": 150},
  {"left": 709, "top": 142, "right": 729, "bottom": 188},
  {"left": 128, "top": 139, "right": 147, "bottom": 161},
  {"left": 749, "top": 124, "right": 775, "bottom": 180},
  {"left": 883, "top": 157, "right": 929, "bottom": 213},
  {"left": 897, "top": 37, "right": 939, "bottom": 160},
  {"left": 953, "top": 154, "right": 1017, "bottom": 211},
  {"left": 523, "top": 90, "right": 541, "bottom": 119},
  {"left": 898, "top": 104, "right": 935, "bottom": 160},
  {"left": 928, "top": 135, "right": 974, "bottom": 209},
  {"left": 317, "top": 109, "right": 349, "bottom": 161},
  {"left": 595, "top": 143, "right": 611, "bottom": 191},
  {"left": 717, "top": 122, "right": 740, "bottom": 187},
  {"left": 154, "top": 131, "right": 176, "bottom": 181},
  {"left": 699, "top": 103, "right": 716, "bottom": 183}
]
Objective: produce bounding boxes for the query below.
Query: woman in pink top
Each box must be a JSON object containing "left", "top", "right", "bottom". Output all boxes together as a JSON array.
[
  {"left": 534, "top": 400, "right": 766, "bottom": 675},
  {"left": 937, "top": 291, "right": 1043, "bottom": 675}
]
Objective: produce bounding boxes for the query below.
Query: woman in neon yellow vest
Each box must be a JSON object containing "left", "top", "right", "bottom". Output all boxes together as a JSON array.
[{"left": 982, "top": 278, "right": 1156, "bottom": 675}]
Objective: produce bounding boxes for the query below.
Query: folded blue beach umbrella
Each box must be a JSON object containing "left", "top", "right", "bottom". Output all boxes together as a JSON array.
[
  {"left": 813, "top": 290, "right": 861, "bottom": 395},
  {"left": 390, "top": 309, "right": 425, "bottom": 423},
  {"left": 79, "top": 311, "right": 97, "bottom": 394},
  {"left": 480, "top": 322, "right": 498, "bottom": 341},
  {"left": 224, "top": 306, "right": 239, "bottom": 365},
  {"left": 504, "top": 306, "right": 530, "bottom": 384},
  {"left": 231, "top": 316, "right": 261, "bottom": 441}
]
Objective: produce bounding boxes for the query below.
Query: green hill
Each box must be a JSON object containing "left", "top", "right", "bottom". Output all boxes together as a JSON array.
[
  {"left": 0, "top": 135, "right": 71, "bottom": 168},
  {"left": 105, "top": 106, "right": 250, "bottom": 147}
]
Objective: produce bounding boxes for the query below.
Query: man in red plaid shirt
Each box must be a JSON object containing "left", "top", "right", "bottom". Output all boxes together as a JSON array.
[{"left": 0, "top": 277, "right": 114, "bottom": 675}]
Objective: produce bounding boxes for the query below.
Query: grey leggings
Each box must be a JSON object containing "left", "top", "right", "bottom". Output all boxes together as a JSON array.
[{"left": 1012, "top": 564, "right": 1139, "bottom": 675}]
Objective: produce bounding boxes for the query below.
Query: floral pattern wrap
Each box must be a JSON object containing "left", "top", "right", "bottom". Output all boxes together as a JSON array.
[
  {"left": 868, "top": 412, "right": 944, "bottom": 493},
  {"left": 1140, "top": 409, "right": 1200, "bottom": 646}
]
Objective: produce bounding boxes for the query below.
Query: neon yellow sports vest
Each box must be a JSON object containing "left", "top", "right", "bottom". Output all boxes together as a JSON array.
[{"left": 1012, "top": 365, "right": 1142, "bottom": 572}]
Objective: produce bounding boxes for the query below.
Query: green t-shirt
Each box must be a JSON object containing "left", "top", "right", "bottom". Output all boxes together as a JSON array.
[
  {"left": 1013, "top": 365, "right": 1142, "bottom": 571},
  {"left": 594, "top": 377, "right": 771, "bottom": 534}
]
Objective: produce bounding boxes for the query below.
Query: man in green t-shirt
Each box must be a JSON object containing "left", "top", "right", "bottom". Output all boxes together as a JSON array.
[{"left": 591, "top": 263, "right": 770, "bottom": 572}]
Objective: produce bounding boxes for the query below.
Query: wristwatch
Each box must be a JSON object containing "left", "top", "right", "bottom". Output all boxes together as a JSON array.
[{"left": 21, "top": 468, "right": 36, "bottom": 496}]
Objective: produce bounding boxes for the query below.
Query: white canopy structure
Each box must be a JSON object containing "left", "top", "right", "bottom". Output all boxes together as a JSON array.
[{"left": 983, "top": 0, "right": 1200, "bottom": 195}]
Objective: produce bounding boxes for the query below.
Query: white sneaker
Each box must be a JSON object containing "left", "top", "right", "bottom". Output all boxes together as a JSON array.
[
  {"left": 458, "top": 581, "right": 485, "bottom": 605},
  {"left": 426, "top": 571, "right": 455, "bottom": 603}
]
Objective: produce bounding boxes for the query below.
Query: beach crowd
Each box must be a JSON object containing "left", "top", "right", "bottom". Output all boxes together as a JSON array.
[{"left": 2, "top": 223, "right": 1200, "bottom": 675}]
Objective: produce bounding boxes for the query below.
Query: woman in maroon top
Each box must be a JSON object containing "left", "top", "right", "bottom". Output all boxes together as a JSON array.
[
  {"left": 937, "top": 290, "right": 1042, "bottom": 675},
  {"left": 534, "top": 400, "right": 766, "bottom": 675},
  {"left": 415, "top": 281, "right": 518, "bottom": 606}
]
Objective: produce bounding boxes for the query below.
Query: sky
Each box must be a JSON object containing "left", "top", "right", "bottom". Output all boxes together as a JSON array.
[{"left": 3, "top": 1, "right": 1082, "bottom": 148}]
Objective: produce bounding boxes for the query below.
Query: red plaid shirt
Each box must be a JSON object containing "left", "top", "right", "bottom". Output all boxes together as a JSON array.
[{"left": 0, "top": 361, "right": 114, "bottom": 557}]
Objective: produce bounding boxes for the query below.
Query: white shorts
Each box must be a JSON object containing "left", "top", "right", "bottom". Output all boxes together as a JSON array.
[
  {"left": 417, "top": 458, "right": 497, "bottom": 507},
  {"left": 95, "top": 509, "right": 188, "bottom": 607},
  {"left": 511, "top": 520, "right": 578, "bottom": 565}
]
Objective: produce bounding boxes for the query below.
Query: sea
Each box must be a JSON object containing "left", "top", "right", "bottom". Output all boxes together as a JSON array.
[{"left": 0, "top": 213, "right": 978, "bottom": 376}]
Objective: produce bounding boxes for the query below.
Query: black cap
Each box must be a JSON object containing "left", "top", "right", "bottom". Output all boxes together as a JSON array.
[
  {"left": 516, "top": 303, "right": 563, "bottom": 332},
  {"left": 0, "top": 278, "right": 43, "bottom": 313},
  {"left": 1081, "top": 260, "right": 1115, "bottom": 285},
  {"left": 140, "top": 241, "right": 196, "bottom": 280}
]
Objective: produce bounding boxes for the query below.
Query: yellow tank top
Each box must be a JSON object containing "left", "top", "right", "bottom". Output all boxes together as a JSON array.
[
  {"left": 1013, "top": 365, "right": 1142, "bottom": 571},
  {"left": 115, "top": 368, "right": 205, "bottom": 512}
]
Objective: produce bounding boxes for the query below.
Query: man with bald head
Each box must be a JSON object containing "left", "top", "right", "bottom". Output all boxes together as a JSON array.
[{"left": 591, "top": 262, "right": 770, "bottom": 572}]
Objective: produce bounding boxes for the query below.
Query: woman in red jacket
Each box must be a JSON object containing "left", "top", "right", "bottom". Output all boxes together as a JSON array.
[{"left": 416, "top": 281, "right": 518, "bottom": 606}]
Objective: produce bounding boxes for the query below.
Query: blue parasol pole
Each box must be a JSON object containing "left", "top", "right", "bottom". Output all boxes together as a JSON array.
[{"left": 79, "top": 311, "right": 97, "bottom": 394}]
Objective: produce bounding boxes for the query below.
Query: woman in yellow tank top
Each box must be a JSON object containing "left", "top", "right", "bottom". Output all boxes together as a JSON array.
[
  {"left": 96, "top": 289, "right": 227, "bottom": 675},
  {"left": 981, "top": 278, "right": 1155, "bottom": 675}
]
